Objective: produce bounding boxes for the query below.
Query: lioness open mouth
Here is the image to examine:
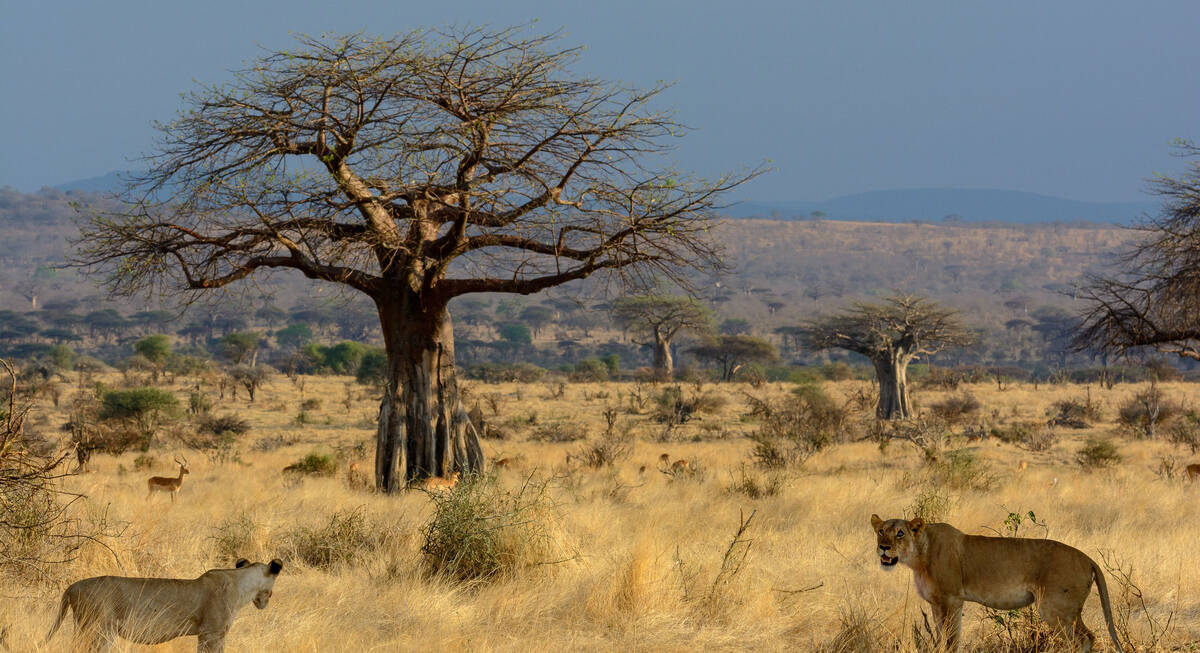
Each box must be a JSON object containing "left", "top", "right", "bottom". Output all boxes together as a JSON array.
[{"left": 880, "top": 555, "right": 898, "bottom": 566}]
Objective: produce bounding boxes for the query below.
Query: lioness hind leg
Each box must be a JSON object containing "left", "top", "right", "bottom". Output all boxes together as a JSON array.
[{"left": 1040, "top": 604, "right": 1095, "bottom": 653}]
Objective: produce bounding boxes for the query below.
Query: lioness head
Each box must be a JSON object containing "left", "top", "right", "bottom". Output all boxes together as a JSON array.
[
  {"left": 870, "top": 514, "right": 924, "bottom": 570},
  {"left": 235, "top": 558, "right": 284, "bottom": 609}
]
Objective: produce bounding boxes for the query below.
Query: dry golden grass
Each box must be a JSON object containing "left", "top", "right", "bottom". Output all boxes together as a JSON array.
[{"left": 3, "top": 374, "right": 1199, "bottom": 651}]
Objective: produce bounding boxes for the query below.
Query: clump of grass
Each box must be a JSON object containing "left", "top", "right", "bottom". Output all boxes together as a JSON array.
[
  {"left": 421, "top": 476, "right": 570, "bottom": 582},
  {"left": 823, "top": 602, "right": 888, "bottom": 653},
  {"left": 280, "top": 508, "right": 388, "bottom": 569},
  {"left": 1076, "top": 437, "right": 1122, "bottom": 470},
  {"left": 725, "top": 464, "right": 785, "bottom": 499},
  {"left": 210, "top": 512, "right": 259, "bottom": 561}
]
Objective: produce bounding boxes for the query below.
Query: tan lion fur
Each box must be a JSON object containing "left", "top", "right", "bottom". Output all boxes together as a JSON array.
[
  {"left": 45, "top": 558, "right": 282, "bottom": 652},
  {"left": 870, "top": 515, "right": 1123, "bottom": 653}
]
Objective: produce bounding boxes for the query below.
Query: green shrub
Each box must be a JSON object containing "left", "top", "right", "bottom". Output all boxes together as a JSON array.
[
  {"left": 907, "top": 486, "right": 953, "bottom": 522},
  {"left": 198, "top": 414, "right": 250, "bottom": 437},
  {"left": 571, "top": 358, "right": 609, "bottom": 382},
  {"left": 468, "top": 362, "right": 547, "bottom": 383},
  {"left": 285, "top": 451, "right": 338, "bottom": 476},
  {"left": 421, "top": 476, "right": 567, "bottom": 581},
  {"left": 1076, "top": 437, "right": 1122, "bottom": 470},
  {"left": 929, "top": 449, "right": 996, "bottom": 491}
]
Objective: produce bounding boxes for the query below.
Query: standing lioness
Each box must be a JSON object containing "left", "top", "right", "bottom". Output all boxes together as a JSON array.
[
  {"left": 871, "top": 515, "right": 1123, "bottom": 653},
  {"left": 45, "top": 558, "right": 282, "bottom": 652}
]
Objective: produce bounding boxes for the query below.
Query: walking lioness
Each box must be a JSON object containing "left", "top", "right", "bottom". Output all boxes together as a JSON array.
[
  {"left": 871, "top": 515, "right": 1122, "bottom": 653},
  {"left": 45, "top": 558, "right": 282, "bottom": 652}
]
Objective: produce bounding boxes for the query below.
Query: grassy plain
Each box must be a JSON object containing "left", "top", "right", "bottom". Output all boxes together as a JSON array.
[{"left": 3, "top": 374, "right": 1199, "bottom": 652}]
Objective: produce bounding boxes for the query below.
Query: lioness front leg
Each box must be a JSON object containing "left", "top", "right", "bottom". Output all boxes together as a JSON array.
[{"left": 931, "top": 598, "right": 964, "bottom": 653}]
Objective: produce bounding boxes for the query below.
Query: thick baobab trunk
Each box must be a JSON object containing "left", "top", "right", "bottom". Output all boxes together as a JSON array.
[
  {"left": 374, "top": 295, "right": 483, "bottom": 492},
  {"left": 652, "top": 332, "right": 673, "bottom": 380},
  {"left": 873, "top": 355, "right": 912, "bottom": 419}
]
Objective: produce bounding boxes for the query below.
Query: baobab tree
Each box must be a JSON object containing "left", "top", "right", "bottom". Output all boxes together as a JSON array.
[
  {"left": 73, "top": 27, "right": 758, "bottom": 491},
  {"left": 800, "top": 294, "right": 972, "bottom": 419},
  {"left": 609, "top": 295, "right": 712, "bottom": 379},
  {"left": 1075, "top": 141, "right": 1200, "bottom": 362}
]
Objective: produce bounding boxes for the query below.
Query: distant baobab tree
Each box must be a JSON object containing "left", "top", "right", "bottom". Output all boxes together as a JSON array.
[
  {"left": 73, "top": 26, "right": 761, "bottom": 491},
  {"left": 609, "top": 295, "right": 713, "bottom": 379},
  {"left": 800, "top": 294, "right": 972, "bottom": 419},
  {"left": 1075, "top": 140, "right": 1200, "bottom": 361}
]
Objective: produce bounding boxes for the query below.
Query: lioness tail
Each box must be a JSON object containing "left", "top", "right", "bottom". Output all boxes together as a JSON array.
[
  {"left": 44, "top": 589, "right": 70, "bottom": 644},
  {"left": 1090, "top": 560, "right": 1125, "bottom": 653}
]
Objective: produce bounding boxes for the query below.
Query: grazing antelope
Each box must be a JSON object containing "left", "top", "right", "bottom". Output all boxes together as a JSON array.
[
  {"left": 1017, "top": 460, "right": 1028, "bottom": 472},
  {"left": 493, "top": 457, "right": 512, "bottom": 470},
  {"left": 659, "top": 453, "right": 671, "bottom": 466},
  {"left": 1186, "top": 463, "right": 1200, "bottom": 482},
  {"left": 147, "top": 456, "right": 189, "bottom": 502}
]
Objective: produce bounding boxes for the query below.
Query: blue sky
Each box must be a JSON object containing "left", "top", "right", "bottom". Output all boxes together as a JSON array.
[{"left": 2, "top": 1, "right": 1197, "bottom": 202}]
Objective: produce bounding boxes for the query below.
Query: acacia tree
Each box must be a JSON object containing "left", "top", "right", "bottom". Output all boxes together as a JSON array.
[
  {"left": 609, "top": 295, "right": 712, "bottom": 378},
  {"left": 800, "top": 294, "right": 971, "bottom": 419},
  {"left": 688, "top": 335, "right": 777, "bottom": 381},
  {"left": 74, "top": 27, "right": 757, "bottom": 491},
  {"left": 1075, "top": 141, "right": 1200, "bottom": 361}
]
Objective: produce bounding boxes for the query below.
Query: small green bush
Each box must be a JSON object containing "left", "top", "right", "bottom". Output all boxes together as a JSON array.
[
  {"left": 1076, "top": 437, "right": 1122, "bottom": 470},
  {"left": 930, "top": 449, "right": 996, "bottom": 491},
  {"left": 198, "top": 414, "right": 250, "bottom": 437},
  {"left": 285, "top": 451, "right": 338, "bottom": 476}
]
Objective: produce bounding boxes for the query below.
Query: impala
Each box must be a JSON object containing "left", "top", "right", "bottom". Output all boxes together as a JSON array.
[{"left": 147, "top": 456, "right": 190, "bottom": 502}]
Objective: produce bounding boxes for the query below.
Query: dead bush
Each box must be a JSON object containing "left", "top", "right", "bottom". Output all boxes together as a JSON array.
[
  {"left": 529, "top": 420, "right": 587, "bottom": 443},
  {"left": 1047, "top": 393, "right": 1102, "bottom": 428},
  {"left": 929, "top": 393, "right": 981, "bottom": 425},
  {"left": 1118, "top": 382, "right": 1182, "bottom": 439}
]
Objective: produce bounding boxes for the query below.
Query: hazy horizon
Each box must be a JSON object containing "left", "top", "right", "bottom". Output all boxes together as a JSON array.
[{"left": 3, "top": 1, "right": 1198, "bottom": 203}]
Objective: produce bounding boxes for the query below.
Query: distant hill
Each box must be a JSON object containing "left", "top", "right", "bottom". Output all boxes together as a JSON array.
[
  {"left": 52, "top": 171, "right": 1155, "bottom": 225},
  {"left": 725, "top": 188, "right": 1154, "bottom": 224},
  {"left": 53, "top": 171, "right": 135, "bottom": 194}
]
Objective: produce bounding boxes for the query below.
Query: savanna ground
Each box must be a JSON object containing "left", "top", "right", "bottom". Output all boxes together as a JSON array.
[{"left": 3, "top": 372, "right": 1200, "bottom": 652}]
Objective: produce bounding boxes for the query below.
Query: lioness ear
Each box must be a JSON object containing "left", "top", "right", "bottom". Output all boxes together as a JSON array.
[
  {"left": 909, "top": 518, "right": 925, "bottom": 532},
  {"left": 870, "top": 514, "right": 883, "bottom": 529},
  {"left": 235, "top": 558, "right": 250, "bottom": 568},
  {"left": 268, "top": 559, "right": 283, "bottom": 575}
]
